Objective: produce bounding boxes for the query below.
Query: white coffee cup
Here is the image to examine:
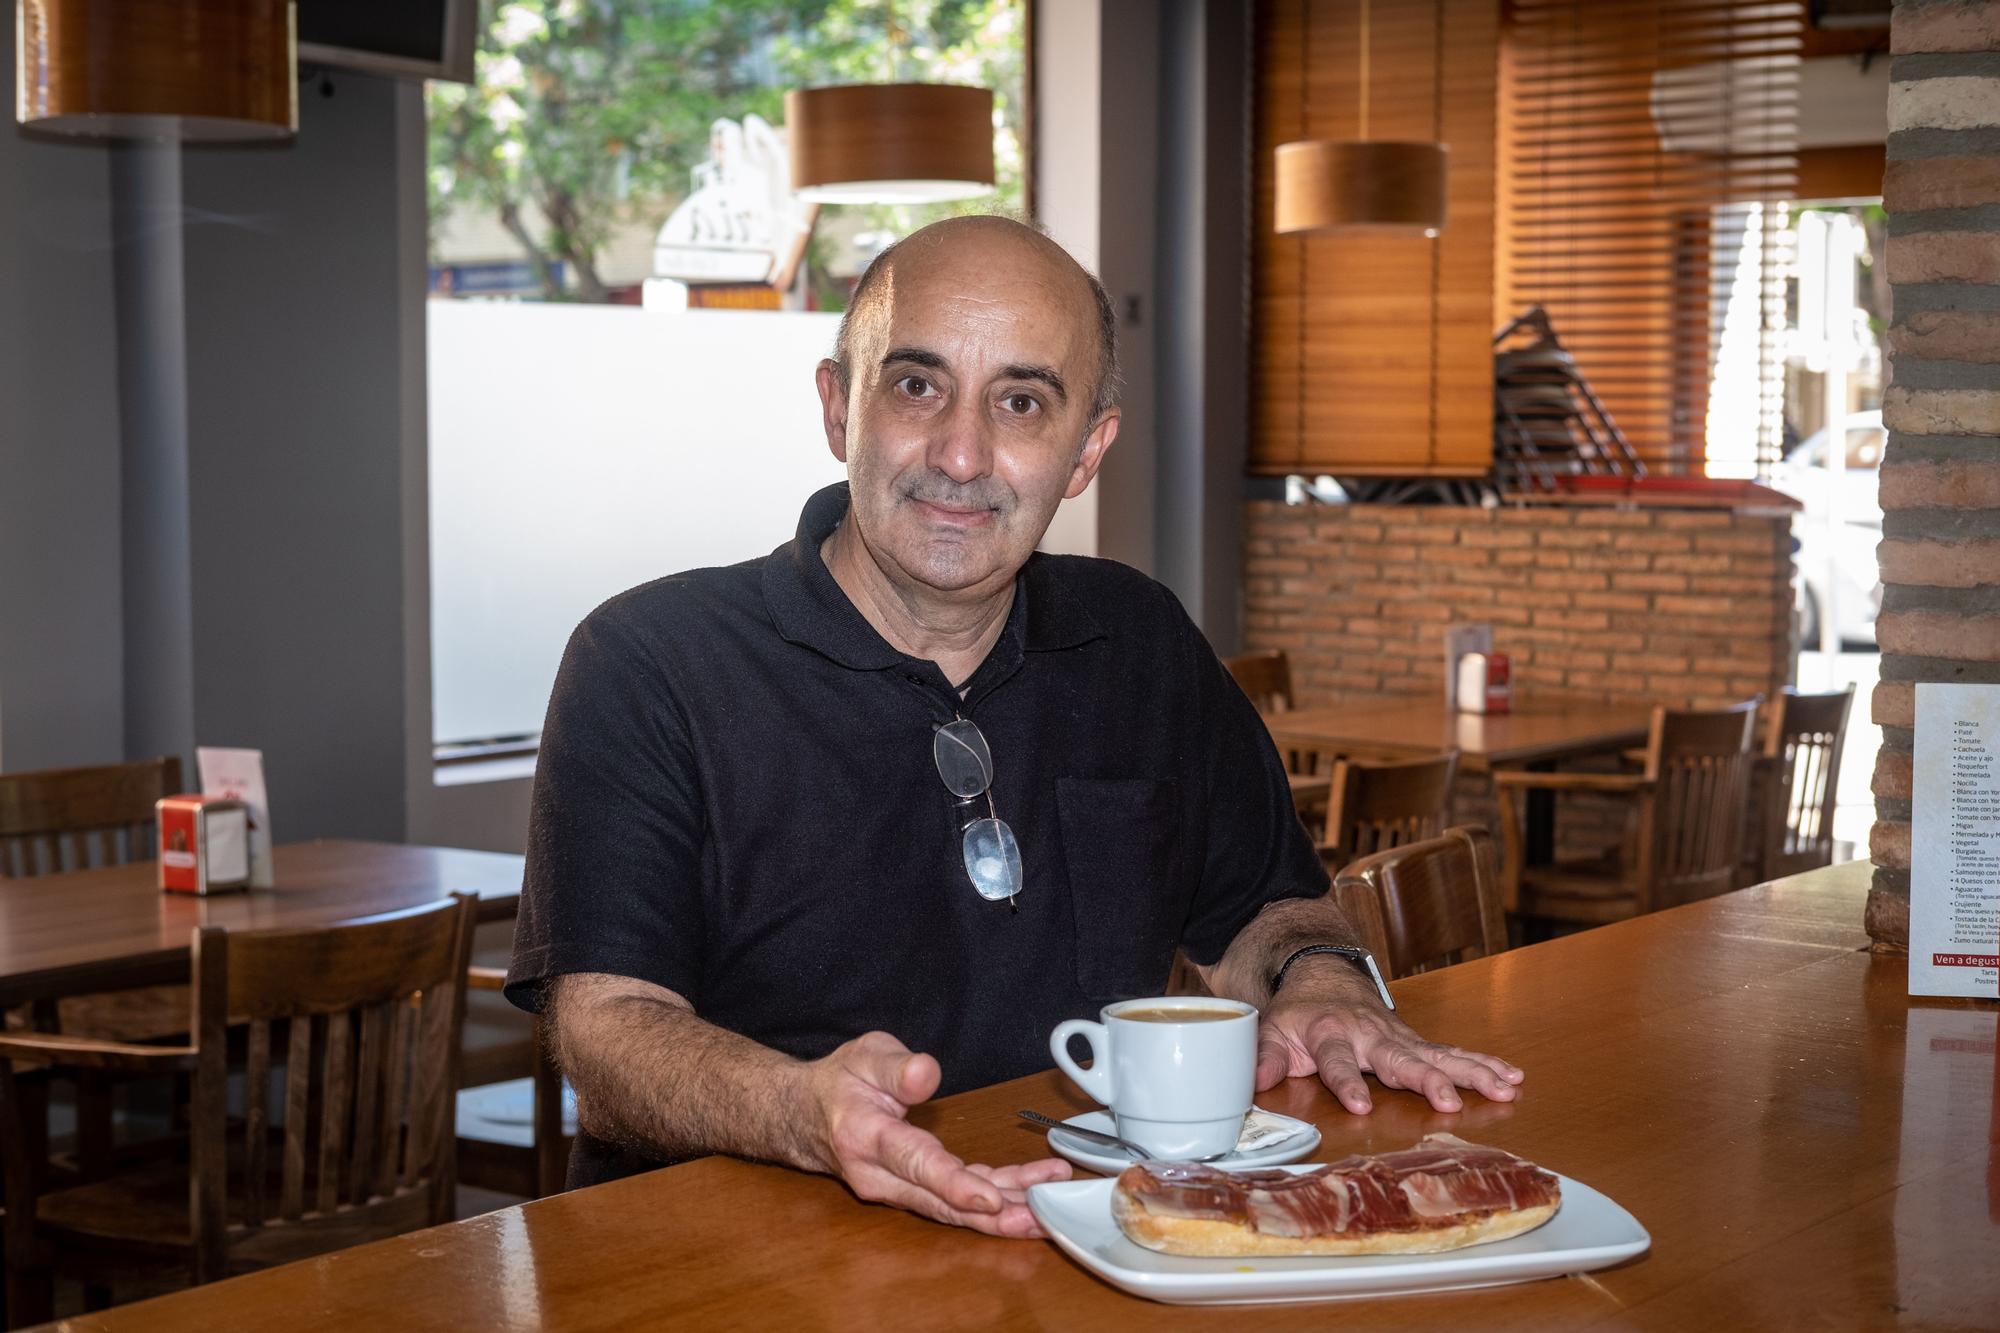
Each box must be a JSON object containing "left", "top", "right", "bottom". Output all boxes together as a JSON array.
[{"left": 1048, "top": 996, "right": 1258, "bottom": 1159}]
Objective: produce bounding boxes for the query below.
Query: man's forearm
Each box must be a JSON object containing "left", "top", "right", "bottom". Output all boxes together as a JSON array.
[
  {"left": 550, "top": 974, "right": 822, "bottom": 1170},
  {"left": 1201, "top": 896, "right": 1378, "bottom": 1010}
]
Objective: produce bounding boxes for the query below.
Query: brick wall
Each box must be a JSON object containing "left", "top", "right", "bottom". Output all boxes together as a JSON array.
[
  {"left": 1870, "top": 0, "right": 2000, "bottom": 950},
  {"left": 1242, "top": 503, "right": 1795, "bottom": 710},
  {"left": 1242, "top": 502, "right": 1796, "bottom": 863}
]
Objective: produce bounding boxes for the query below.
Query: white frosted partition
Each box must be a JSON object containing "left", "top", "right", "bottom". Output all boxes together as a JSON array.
[
  {"left": 428, "top": 300, "right": 1105, "bottom": 750},
  {"left": 427, "top": 301, "right": 845, "bottom": 747}
]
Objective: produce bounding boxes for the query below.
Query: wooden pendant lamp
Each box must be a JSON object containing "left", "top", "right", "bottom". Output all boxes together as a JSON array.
[
  {"left": 16, "top": 0, "right": 297, "bottom": 142},
  {"left": 783, "top": 0, "right": 991, "bottom": 204},
  {"left": 1274, "top": 0, "right": 1447, "bottom": 236},
  {"left": 786, "top": 82, "right": 994, "bottom": 205}
]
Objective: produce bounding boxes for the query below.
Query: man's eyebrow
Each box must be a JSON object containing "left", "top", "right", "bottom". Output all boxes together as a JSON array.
[
  {"left": 880, "top": 347, "right": 949, "bottom": 373},
  {"left": 999, "top": 364, "right": 1069, "bottom": 403}
]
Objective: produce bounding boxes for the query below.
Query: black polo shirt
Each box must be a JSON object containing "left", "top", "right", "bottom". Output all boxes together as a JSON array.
[{"left": 508, "top": 482, "right": 1327, "bottom": 1186}]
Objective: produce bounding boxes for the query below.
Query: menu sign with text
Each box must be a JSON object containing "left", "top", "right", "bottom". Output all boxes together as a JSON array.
[
  {"left": 1911, "top": 684, "right": 2000, "bottom": 998},
  {"left": 196, "top": 747, "right": 275, "bottom": 889}
]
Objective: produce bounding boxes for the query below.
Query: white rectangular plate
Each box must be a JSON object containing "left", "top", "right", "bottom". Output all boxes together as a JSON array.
[{"left": 1027, "top": 1166, "right": 1649, "bottom": 1306}]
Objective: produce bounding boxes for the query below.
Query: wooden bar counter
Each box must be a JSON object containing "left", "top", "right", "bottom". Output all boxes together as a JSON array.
[{"left": 55, "top": 860, "right": 1999, "bottom": 1330}]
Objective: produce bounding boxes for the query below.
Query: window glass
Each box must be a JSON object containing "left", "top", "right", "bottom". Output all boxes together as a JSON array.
[
  {"left": 425, "top": 1, "right": 1027, "bottom": 752},
  {"left": 425, "top": 1, "right": 1027, "bottom": 307}
]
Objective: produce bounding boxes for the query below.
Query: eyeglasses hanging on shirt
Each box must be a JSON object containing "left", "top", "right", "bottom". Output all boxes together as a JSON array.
[{"left": 932, "top": 718, "right": 1021, "bottom": 909}]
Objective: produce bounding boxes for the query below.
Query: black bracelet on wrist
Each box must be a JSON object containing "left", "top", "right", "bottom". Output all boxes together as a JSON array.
[{"left": 1269, "top": 944, "right": 1396, "bottom": 1011}]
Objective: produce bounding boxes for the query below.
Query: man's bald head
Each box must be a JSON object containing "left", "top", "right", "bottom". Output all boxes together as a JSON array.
[
  {"left": 811, "top": 212, "right": 1125, "bottom": 600},
  {"left": 831, "top": 215, "right": 1122, "bottom": 424}
]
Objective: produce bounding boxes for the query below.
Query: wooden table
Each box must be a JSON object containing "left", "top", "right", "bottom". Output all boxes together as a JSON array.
[
  {"left": 1265, "top": 694, "right": 1654, "bottom": 774},
  {"left": 0, "top": 840, "right": 524, "bottom": 1009},
  {"left": 1268, "top": 695, "right": 1655, "bottom": 867},
  {"left": 70, "top": 858, "right": 2000, "bottom": 1330}
]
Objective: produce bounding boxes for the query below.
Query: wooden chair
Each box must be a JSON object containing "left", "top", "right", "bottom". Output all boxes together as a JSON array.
[
  {"left": 1494, "top": 702, "right": 1759, "bottom": 927},
  {"left": 0, "top": 756, "right": 181, "bottom": 879},
  {"left": 1331, "top": 826, "right": 1508, "bottom": 979},
  {"left": 455, "top": 966, "right": 570, "bottom": 1199},
  {"left": 0, "top": 896, "right": 477, "bottom": 1323},
  {"left": 1222, "top": 649, "right": 1293, "bottom": 714},
  {"left": 1316, "top": 753, "right": 1459, "bottom": 870},
  {"left": 1166, "top": 757, "right": 1462, "bottom": 997},
  {"left": 1742, "top": 687, "right": 1855, "bottom": 886},
  {"left": 0, "top": 757, "right": 186, "bottom": 1188},
  {"left": 2, "top": 755, "right": 186, "bottom": 1038}
]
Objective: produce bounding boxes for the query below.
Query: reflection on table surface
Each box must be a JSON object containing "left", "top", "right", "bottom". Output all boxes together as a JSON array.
[{"left": 79, "top": 860, "right": 2000, "bottom": 1330}]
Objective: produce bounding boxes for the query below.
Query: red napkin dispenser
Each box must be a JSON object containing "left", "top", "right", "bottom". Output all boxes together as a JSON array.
[{"left": 157, "top": 795, "right": 251, "bottom": 895}]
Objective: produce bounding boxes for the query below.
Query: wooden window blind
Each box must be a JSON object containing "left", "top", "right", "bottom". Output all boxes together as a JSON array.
[
  {"left": 1498, "top": 0, "right": 1802, "bottom": 476},
  {"left": 1250, "top": 0, "right": 1499, "bottom": 479}
]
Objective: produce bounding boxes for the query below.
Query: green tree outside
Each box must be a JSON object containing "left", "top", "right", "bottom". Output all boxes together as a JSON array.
[{"left": 427, "top": 0, "right": 1026, "bottom": 305}]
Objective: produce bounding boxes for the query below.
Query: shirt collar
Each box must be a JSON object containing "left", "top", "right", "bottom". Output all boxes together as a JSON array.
[{"left": 762, "top": 483, "right": 1106, "bottom": 672}]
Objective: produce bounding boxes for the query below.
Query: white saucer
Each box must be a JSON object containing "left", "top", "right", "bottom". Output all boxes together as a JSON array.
[{"left": 1046, "top": 1109, "right": 1321, "bottom": 1175}]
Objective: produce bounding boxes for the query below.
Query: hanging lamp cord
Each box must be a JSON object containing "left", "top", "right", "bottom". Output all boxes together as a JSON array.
[
  {"left": 1427, "top": 0, "right": 1443, "bottom": 467},
  {"left": 1296, "top": 0, "right": 1310, "bottom": 469}
]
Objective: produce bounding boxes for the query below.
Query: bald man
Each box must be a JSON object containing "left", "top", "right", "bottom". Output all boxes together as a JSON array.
[{"left": 507, "top": 216, "right": 1522, "bottom": 1236}]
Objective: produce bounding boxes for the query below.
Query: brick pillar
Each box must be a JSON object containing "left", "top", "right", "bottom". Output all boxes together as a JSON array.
[{"left": 1872, "top": 0, "right": 2000, "bottom": 949}]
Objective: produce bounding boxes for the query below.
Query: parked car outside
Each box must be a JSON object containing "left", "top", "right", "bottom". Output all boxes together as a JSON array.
[{"left": 1768, "top": 409, "right": 1884, "bottom": 648}]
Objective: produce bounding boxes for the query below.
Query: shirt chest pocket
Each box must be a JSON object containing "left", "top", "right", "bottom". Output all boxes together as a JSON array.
[{"left": 1056, "top": 777, "right": 1185, "bottom": 1001}]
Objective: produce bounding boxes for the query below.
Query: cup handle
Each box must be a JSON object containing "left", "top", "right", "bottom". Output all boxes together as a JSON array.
[{"left": 1050, "top": 1019, "right": 1113, "bottom": 1105}]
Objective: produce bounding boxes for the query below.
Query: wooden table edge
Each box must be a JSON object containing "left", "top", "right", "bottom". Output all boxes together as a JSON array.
[{"left": 0, "top": 840, "right": 524, "bottom": 1009}]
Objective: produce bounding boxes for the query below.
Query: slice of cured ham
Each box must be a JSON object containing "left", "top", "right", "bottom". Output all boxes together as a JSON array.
[{"left": 1111, "top": 1133, "right": 1562, "bottom": 1257}]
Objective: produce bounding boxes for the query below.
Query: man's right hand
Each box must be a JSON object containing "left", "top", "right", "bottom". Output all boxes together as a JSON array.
[{"left": 798, "top": 1031, "right": 1070, "bottom": 1238}]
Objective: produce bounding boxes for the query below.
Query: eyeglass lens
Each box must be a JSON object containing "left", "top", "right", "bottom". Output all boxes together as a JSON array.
[
  {"left": 961, "top": 816, "right": 1021, "bottom": 903},
  {"left": 933, "top": 719, "right": 993, "bottom": 797},
  {"left": 932, "top": 719, "right": 1022, "bottom": 903}
]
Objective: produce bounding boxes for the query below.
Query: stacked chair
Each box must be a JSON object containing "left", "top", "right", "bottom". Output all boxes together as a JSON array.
[{"left": 1492, "top": 305, "right": 1646, "bottom": 497}]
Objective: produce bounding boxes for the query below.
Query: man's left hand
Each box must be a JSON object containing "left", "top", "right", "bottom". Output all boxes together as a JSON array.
[{"left": 1256, "top": 991, "right": 1524, "bottom": 1115}]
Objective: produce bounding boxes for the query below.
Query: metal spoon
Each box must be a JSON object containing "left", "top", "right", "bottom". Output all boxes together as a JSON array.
[
  {"left": 1017, "top": 1109, "right": 1154, "bottom": 1158},
  {"left": 1019, "top": 1110, "right": 1244, "bottom": 1164}
]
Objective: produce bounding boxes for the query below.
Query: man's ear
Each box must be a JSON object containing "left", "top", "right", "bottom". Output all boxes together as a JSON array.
[
  {"left": 1063, "top": 408, "right": 1121, "bottom": 499},
  {"left": 815, "top": 359, "right": 850, "bottom": 462}
]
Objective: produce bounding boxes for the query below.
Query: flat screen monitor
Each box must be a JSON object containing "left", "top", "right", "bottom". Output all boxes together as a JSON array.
[{"left": 297, "top": 0, "right": 476, "bottom": 85}]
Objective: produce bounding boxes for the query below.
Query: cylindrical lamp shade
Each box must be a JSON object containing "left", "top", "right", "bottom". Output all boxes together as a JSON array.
[
  {"left": 1275, "top": 140, "right": 1449, "bottom": 236},
  {"left": 786, "top": 83, "right": 995, "bottom": 205},
  {"left": 16, "top": 0, "right": 297, "bottom": 142}
]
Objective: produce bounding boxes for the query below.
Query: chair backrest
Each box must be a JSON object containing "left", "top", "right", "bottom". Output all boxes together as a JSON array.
[
  {"left": 186, "top": 895, "right": 477, "bottom": 1281},
  {"left": 1223, "top": 649, "right": 1293, "bottom": 714},
  {"left": 1637, "top": 701, "right": 1759, "bottom": 910},
  {"left": 1755, "top": 686, "right": 1855, "bottom": 882},
  {"left": 1319, "top": 752, "right": 1460, "bottom": 867},
  {"left": 0, "top": 756, "right": 182, "bottom": 876},
  {"left": 1331, "top": 826, "right": 1506, "bottom": 979}
]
